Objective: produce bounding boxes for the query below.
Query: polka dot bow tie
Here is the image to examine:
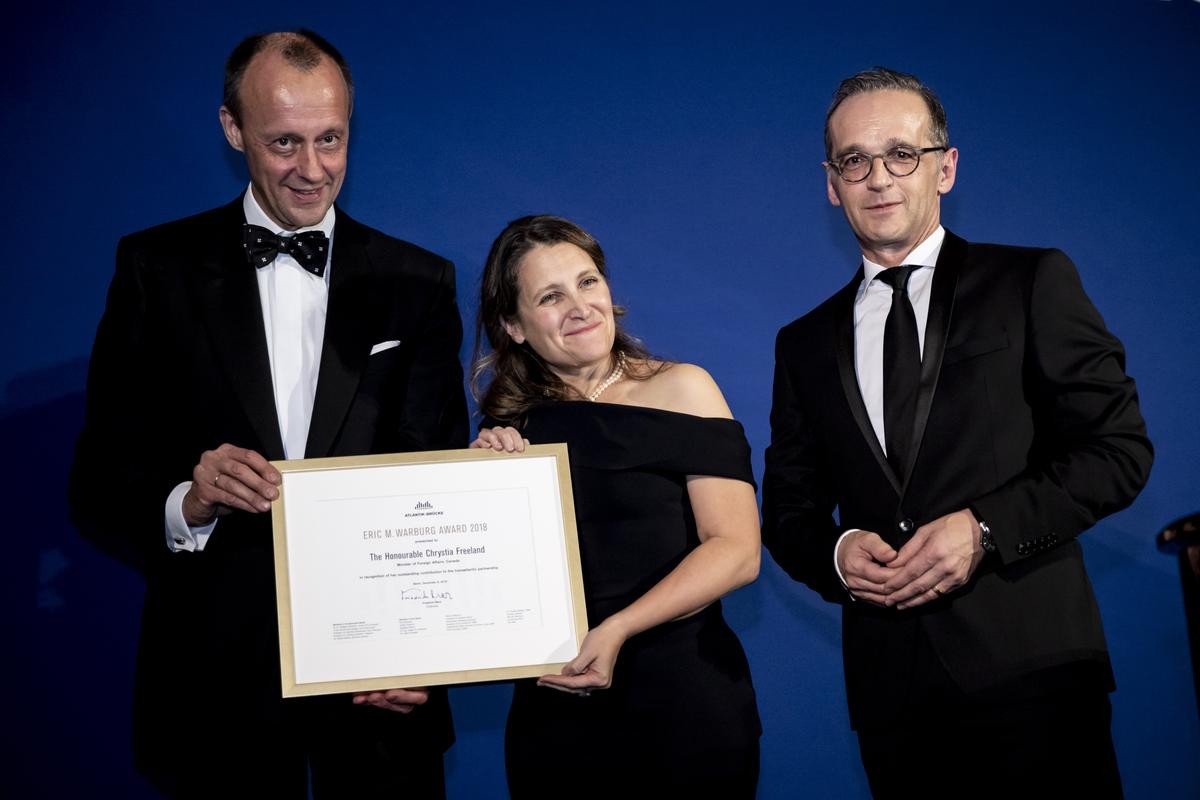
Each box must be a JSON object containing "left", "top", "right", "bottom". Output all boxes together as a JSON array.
[{"left": 242, "top": 224, "right": 329, "bottom": 277}]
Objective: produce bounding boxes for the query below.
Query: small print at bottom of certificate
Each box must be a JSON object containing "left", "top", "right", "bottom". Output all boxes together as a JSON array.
[{"left": 270, "top": 444, "right": 587, "bottom": 697}]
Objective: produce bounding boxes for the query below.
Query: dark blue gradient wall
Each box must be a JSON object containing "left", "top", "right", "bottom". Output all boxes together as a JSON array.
[{"left": 6, "top": 1, "right": 1198, "bottom": 796}]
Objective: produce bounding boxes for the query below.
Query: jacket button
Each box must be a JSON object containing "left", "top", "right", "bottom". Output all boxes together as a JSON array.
[
  {"left": 1017, "top": 542, "right": 1029, "bottom": 556},
  {"left": 898, "top": 518, "right": 914, "bottom": 534}
]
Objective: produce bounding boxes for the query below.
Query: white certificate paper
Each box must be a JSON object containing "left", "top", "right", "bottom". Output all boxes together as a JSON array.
[{"left": 270, "top": 445, "right": 587, "bottom": 697}]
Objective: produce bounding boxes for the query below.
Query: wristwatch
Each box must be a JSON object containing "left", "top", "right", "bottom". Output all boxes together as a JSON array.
[{"left": 978, "top": 519, "right": 997, "bottom": 554}]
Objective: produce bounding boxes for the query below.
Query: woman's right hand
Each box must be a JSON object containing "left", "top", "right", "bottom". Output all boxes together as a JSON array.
[
  {"left": 470, "top": 426, "right": 528, "bottom": 452},
  {"left": 537, "top": 618, "right": 627, "bottom": 696}
]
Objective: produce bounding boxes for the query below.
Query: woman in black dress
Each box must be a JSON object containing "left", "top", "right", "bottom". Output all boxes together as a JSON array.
[{"left": 470, "top": 215, "right": 762, "bottom": 797}]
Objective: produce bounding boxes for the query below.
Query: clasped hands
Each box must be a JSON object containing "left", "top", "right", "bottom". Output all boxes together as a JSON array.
[{"left": 837, "top": 509, "right": 985, "bottom": 610}]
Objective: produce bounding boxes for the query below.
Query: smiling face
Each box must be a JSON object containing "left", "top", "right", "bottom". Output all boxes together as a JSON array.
[
  {"left": 219, "top": 50, "right": 349, "bottom": 230},
  {"left": 502, "top": 242, "right": 616, "bottom": 378},
  {"left": 825, "top": 89, "right": 957, "bottom": 266}
]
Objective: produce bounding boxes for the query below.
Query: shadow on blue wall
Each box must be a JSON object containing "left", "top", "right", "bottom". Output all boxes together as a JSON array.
[{"left": 1, "top": 363, "right": 155, "bottom": 797}]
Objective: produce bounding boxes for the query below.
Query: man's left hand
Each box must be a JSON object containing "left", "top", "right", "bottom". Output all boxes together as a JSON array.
[
  {"left": 882, "top": 509, "right": 985, "bottom": 610},
  {"left": 352, "top": 686, "right": 430, "bottom": 714}
]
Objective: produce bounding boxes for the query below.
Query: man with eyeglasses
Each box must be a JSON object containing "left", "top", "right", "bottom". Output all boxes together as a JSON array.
[{"left": 762, "top": 67, "right": 1151, "bottom": 797}]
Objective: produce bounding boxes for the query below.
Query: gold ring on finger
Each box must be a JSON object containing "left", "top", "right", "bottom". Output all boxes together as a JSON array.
[
  {"left": 214, "top": 473, "right": 221, "bottom": 487},
  {"left": 932, "top": 585, "right": 944, "bottom": 596}
]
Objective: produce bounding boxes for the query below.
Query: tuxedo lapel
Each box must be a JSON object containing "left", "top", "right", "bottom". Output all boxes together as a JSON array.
[
  {"left": 833, "top": 268, "right": 902, "bottom": 496},
  {"left": 196, "top": 201, "right": 286, "bottom": 460},
  {"left": 305, "top": 211, "right": 374, "bottom": 458},
  {"left": 899, "top": 231, "right": 963, "bottom": 488}
]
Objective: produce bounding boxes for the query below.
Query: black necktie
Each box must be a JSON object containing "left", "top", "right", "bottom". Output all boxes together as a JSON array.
[
  {"left": 242, "top": 224, "right": 329, "bottom": 277},
  {"left": 875, "top": 266, "right": 921, "bottom": 478}
]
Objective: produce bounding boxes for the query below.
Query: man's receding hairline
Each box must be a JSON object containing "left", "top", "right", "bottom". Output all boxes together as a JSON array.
[
  {"left": 250, "top": 33, "right": 326, "bottom": 74},
  {"left": 238, "top": 39, "right": 351, "bottom": 108},
  {"left": 827, "top": 89, "right": 939, "bottom": 153}
]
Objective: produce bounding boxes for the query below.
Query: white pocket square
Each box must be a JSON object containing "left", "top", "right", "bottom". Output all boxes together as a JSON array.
[{"left": 369, "top": 340, "right": 401, "bottom": 355}]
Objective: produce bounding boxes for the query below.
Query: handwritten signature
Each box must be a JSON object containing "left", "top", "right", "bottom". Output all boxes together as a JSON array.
[{"left": 399, "top": 588, "right": 454, "bottom": 601}]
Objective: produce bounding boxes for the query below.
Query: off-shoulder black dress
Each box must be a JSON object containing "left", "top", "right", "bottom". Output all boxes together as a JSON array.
[{"left": 494, "top": 402, "right": 762, "bottom": 798}]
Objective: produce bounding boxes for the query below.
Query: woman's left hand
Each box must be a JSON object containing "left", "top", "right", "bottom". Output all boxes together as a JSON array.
[
  {"left": 537, "top": 619, "right": 627, "bottom": 697},
  {"left": 470, "top": 426, "right": 528, "bottom": 452}
]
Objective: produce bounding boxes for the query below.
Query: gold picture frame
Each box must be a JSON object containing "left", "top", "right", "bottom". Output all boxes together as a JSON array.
[{"left": 270, "top": 444, "right": 587, "bottom": 697}]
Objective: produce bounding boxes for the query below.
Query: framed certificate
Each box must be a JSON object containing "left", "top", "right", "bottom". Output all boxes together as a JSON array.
[{"left": 270, "top": 444, "right": 587, "bottom": 697}]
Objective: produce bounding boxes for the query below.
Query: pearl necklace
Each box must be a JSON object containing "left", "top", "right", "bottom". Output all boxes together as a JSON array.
[{"left": 587, "top": 352, "right": 626, "bottom": 402}]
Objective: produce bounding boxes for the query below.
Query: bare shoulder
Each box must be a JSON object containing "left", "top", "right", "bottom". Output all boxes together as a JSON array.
[{"left": 628, "top": 361, "right": 733, "bottom": 419}]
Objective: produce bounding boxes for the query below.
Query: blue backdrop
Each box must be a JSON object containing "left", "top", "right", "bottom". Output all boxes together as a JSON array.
[{"left": 5, "top": 1, "right": 1198, "bottom": 796}]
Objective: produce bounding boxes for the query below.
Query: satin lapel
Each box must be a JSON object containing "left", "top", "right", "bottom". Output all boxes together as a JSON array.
[
  {"left": 196, "top": 201, "right": 285, "bottom": 460},
  {"left": 833, "top": 268, "right": 901, "bottom": 496},
  {"left": 899, "top": 231, "right": 963, "bottom": 490},
  {"left": 305, "top": 212, "right": 374, "bottom": 458}
]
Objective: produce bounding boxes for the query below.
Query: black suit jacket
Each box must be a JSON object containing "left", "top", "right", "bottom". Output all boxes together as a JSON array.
[
  {"left": 69, "top": 198, "right": 468, "bottom": 783},
  {"left": 762, "top": 231, "right": 1152, "bottom": 730}
]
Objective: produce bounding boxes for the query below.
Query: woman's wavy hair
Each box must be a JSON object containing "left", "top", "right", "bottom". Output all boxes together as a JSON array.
[{"left": 472, "top": 215, "right": 660, "bottom": 421}]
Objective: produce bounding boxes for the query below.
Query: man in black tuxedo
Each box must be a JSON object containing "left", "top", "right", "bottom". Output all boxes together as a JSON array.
[
  {"left": 762, "top": 67, "right": 1151, "bottom": 797},
  {"left": 69, "top": 30, "right": 466, "bottom": 798}
]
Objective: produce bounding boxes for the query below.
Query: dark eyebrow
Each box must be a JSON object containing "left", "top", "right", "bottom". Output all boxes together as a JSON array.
[
  {"left": 528, "top": 280, "right": 563, "bottom": 297},
  {"left": 834, "top": 138, "right": 920, "bottom": 159},
  {"left": 262, "top": 125, "right": 346, "bottom": 141}
]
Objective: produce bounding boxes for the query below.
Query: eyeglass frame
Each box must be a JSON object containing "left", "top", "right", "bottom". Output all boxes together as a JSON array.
[{"left": 823, "top": 145, "right": 948, "bottom": 184}]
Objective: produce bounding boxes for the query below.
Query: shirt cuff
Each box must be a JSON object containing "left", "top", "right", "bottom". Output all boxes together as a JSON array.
[
  {"left": 834, "top": 529, "right": 860, "bottom": 594},
  {"left": 165, "top": 482, "right": 217, "bottom": 552}
]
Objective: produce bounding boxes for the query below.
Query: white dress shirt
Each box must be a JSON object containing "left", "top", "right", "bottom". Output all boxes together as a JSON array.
[
  {"left": 164, "top": 187, "right": 334, "bottom": 552},
  {"left": 853, "top": 226, "right": 944, "bottom": 450},
  {"left": 835, "top": 226, "right": 945, "bottom": 584}
]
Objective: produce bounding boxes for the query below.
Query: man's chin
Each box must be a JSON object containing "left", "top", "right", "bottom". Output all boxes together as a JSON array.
[
  {"left": 856, "top": 225, "right": 906, "bottom": 249},
  {"left": 276, "top": 204, "right": 333, "bottom": 231}
]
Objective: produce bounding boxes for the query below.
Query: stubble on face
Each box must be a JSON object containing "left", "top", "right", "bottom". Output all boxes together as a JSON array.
[
  {"left": 825, "top": 90, "right": 956, "bottom": 266},
  {"left": 221, "top": 50, "right": 350, "bottom": 230}
]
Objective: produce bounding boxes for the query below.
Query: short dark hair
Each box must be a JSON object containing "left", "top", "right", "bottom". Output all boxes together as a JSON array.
[
  {"left": 472, "top": 215, "right": 660, "bottom": 421},
  {"left": 222, "top": 29, "right": 354, "bottom": 126},
  {"left": 824, "top": 66, "right": 948, "bottom": 159}
]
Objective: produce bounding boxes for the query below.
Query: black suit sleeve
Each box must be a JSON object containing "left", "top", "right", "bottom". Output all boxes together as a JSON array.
[
  {"left": 762, "top": 326, "right": 852, "bottom": 604},
  {"left": 69, "top": 236, "right": 179, "bottom": 572},
  {"left": 392, "top": 257, "right": 468, "bottom": 453},
  {"left": 970, "top": 249, "right": 1152, "bottom": 564}
]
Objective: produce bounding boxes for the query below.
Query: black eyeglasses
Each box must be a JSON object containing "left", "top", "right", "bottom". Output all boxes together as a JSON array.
[{"left": 824, "top": 146, "right": 947, "bottom": 183}]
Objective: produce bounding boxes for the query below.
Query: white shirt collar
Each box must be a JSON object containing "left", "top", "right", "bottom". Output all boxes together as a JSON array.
[{"left": 861, "top": 226, "right": 945, "bottom": 285}]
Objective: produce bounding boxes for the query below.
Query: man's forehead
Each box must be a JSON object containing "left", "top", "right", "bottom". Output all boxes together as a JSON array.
[
  {"left": 243, "top": 51, "right": 343, "bottom": 94},
  {"left": 829, "top": 90, "right": 930, "bottom": 146},
  {"left": 239, "top": 54, "right": 349, "bottom": 119}
]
